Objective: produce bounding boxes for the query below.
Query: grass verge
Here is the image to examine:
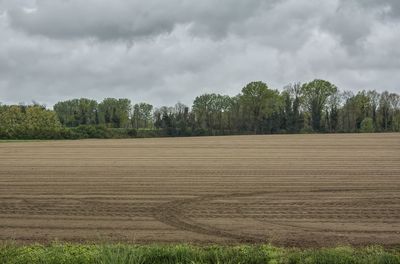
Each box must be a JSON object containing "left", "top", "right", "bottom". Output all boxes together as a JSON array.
[{"left": 1, "top": 243, "right": 399, "bottom": 264}]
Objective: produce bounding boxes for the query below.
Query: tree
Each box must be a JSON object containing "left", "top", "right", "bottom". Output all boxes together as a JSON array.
[
  {"left": 379, "top": 92, "right": 400, "bottom": 132},
  {"left": 240, "top": 81, "right": 279, "bottom": 133},
  {"left": 132, "top": 103, "right": 153, "bottom": 129},
  {"left": 390, "top": 93, "right": 400, "bottom": 132},
  {"left": 301, "top": 79, "right": 338, "bottom": 132},
  {"left": 98, "top": 98, "right": 131, "bottom": 128},
  {"left": 378, "top": 91, "right": 391, "bottom": 131},
  {"left": 367, "top": 90, "right": 380, "bottom": 129},
  {"left": 54, "top": 98, "right": 98, "bottom": 127},
  {"left": 325, "top": 90, "right": 341, "bottom": 132},
  {"left": 0, "top": 104, "right": 62, "bottom": 139},
  {"left": 140, "top": 103, "right": 153, "bottom": 129},
  {"left": 154, "top": 106, "right": 178, "bottom": 135},
  {"left": 174, "top": 102, "right": 190, "bottom": 134},
  {"left": 132, "top": 103, "right": 141, "bottom": 129},
  {"left": 192, "top": 94, "right": 215, "bottom": 133},
  {"left": 339, "top": 91, "right": 357, "bottom": 132},
  {"left": 282, "top": 83, "right": 303, "bottom": 133},
  {"left": 226, "top": 95, "right": 242, "bottom": 132}
]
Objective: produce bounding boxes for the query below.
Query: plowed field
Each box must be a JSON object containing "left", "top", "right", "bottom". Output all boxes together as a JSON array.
[{"left": 0, "top": 134, "right": 399, "bottom": 247}]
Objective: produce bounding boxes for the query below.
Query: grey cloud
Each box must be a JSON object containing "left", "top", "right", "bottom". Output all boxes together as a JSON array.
[
  {"left": 5, "top": 0, "right": 269, "bottom": 40},
  {"left": 347, "top": 0, "right": 400, "bottom": 18},
  {"left": 0, "top": 0, "right": 399, "bottom": 108},
  {"left": 322, "top": 1, "right": 374, "bottom": 48}
]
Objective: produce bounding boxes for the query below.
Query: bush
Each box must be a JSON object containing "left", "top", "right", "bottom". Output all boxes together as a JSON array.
[
  {"left": 192, "top": 128, "right": 207, "bottom": 136},
  {"left": 127, "top": 128, "right": 137, "bottom": 137},
  {"left": 300, "top": 127, "right": 314, "bottom": 134},
  {"left": 71, "top": 125, "right": 111, "bottom": 139},
  {"left": 360, "top": 117, "right": 375, "bottom": 133},
  {"left": 136, "top": 129, "right": 166, "bottom": 138}
]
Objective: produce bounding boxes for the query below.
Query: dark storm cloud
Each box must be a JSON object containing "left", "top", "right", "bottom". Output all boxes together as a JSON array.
[
  {"left": 5, "top": 0, "right": 270, "bottom": 40},
  {"left": 0, "top": 0, "right": 399, "bottom": 107}
]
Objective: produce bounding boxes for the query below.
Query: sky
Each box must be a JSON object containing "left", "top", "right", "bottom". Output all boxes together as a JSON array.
[{"left": 0, "top": 0, "right": 400, "bottom": 107}]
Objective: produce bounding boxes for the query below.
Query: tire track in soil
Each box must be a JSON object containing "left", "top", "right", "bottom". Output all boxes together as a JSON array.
[
  {"left": 151, "top": 191, "right": 273, "bottom": 243},
  {"left": 151, "top": 188, "right": 400, "bottom": 243}
]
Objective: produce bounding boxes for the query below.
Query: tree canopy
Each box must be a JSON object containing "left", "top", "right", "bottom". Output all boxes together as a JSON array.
[{"left": 1, "top": 79, "right": 399, "bottom": 139}]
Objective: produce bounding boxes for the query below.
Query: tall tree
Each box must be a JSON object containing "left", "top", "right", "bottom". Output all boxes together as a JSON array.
[
  {"left": 367, "top": 90, "right": 380, "bottom": 129},
  {"left": 282, "top": 83, "right": 303, "bottom": 133},
  {"left": 325, "top": 90, "right": 341, "bottom": 132},
  {"left": 301, "top": 79, "right": 338, "bottom": 131},
  {"left": 54, "top": 98, "right": 98, "bottom": 127},
  {"left": 132, "top": 102, "right": 153, "bottom": 129},
  {"left": 98, "top": 98, "right": 131, "bottom": 128},
  {"left": 339, "top": 91, "right": 357, "bottom": 132},
  {"left": 240, "top": 81, "right": 280, "bottom": 133},
  {"left": 226, "top": 95, "right": 242, "bottom": 132},
  {"left": 379, "top": 91, "right": 391, "bottom": 131},
  {"left": 192, "top": 93, "right": 215, "bottom": 132},
  {"left": 174, "top": 102, "right": 190, "bottom": 134}
]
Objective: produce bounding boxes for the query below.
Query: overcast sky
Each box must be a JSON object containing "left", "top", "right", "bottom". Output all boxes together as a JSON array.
[{"left": 0, "top": 0, "right": 399, "bottom": 107}]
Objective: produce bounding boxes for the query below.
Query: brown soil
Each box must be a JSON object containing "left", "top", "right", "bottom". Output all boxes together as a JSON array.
[{"left": 0, "top": 133, "right": 399, "bottom": 247}]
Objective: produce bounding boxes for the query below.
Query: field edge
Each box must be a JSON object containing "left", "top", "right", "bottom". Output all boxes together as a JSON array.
[{"left": 1, "top": 242, "right": 400, "bottom": 264}]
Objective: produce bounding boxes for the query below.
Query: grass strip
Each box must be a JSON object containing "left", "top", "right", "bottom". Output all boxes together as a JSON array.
[{"left": 1, "top": 243, "right": 399, "bottom": 264}]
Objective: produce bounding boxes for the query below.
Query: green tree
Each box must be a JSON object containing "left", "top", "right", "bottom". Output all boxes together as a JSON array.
[
  {"left": 325, "top": 90, "right": 341, "bottom": 132},
  {"left": 0, "top": 104, "right": 62, "bottom": 139},
  {"left": 282, "top": 83, "right": 303, "bottom": 133},
  {"left": 240, "top": 81, "right": 279, "bottom": 133},
  {"left": 301, "top": 79, "right": 338, "bottom": 131},
  {"left": 192, "top": 93, "right": 215, "bottom": 133},
  {"left": 339, "top": 91, "right": 357, "bottom": 132},
  {"left": 174, "top": 102, "right": 190, "bottom": 134},
  {"left": 226, "top": 95, "right": 242, "bottom": 132},
  {"left": 378, "top": 91, "right": 391, "bottom": 131},
  {"left": 54, "top": 98, "right": 98, "bottom": 127},
  {"left": 132, "top": 103, "right": 153, "bottom": 129},
  {"left": 367, "top": 90, "right": 380, "bottom": 129},
  {"left": 98, "top": 98, "right": 131, "bottom": 128}
]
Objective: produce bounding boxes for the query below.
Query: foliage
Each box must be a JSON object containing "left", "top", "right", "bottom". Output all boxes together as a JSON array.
[
  {"left": 282, "top": 83, "right": 303, "bottom": 133},
  {"left": 97, "top": 98, "right": 131, "bottom": 128},
  {"left": 301, "top": 79, "right": 338, "bottom": 131},
  {"left": 240, "top": 81, "right": 281, "bottom": 134},
  {"left": 360, "top": 117, "right": 374, "bottom": 133},
  {"left": 1, "top": 79, "right": 400, "bottom": 139},
  {"left": 54, "top": 98, "right": 98, "bottom": 127},
  {"left": 0, "top": 104, "right": 63, "bottom": 139},
  {"left": 132, "top": 103, "right": 153, "bottom": 129}
]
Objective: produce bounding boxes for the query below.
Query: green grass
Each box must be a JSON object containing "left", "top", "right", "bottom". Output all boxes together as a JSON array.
[{"left": 0, "top": 243, "right": 399, "bottom": 264}]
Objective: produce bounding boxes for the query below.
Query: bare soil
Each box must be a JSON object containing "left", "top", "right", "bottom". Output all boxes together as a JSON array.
[{"left": 0, "top": 134, "right": 399, "bottom": 247}]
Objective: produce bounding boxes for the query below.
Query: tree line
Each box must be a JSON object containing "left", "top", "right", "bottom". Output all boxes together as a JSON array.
[{"left": 1, "top": 79, "right": 399, "bottom": 139}]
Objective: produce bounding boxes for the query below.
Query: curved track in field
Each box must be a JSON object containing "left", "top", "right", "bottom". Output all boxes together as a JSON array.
[{"left": 151, "top": 188, "right": 400, "bottom": 245}]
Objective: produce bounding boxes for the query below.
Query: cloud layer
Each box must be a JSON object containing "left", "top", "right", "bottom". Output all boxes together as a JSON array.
[{"left": 0, "top": 0, "right": 399, "bottom": 107}]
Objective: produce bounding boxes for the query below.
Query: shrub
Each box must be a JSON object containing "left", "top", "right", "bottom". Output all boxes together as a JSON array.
[
  {"left": 360, "top": 117, "right": 375, "bottom": 133},
  {"left": 72, "top": 125, "right": 111, "bottom": 139},
  {"left": 127, "top": 128, "right": 137, "bottom": 137}
]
